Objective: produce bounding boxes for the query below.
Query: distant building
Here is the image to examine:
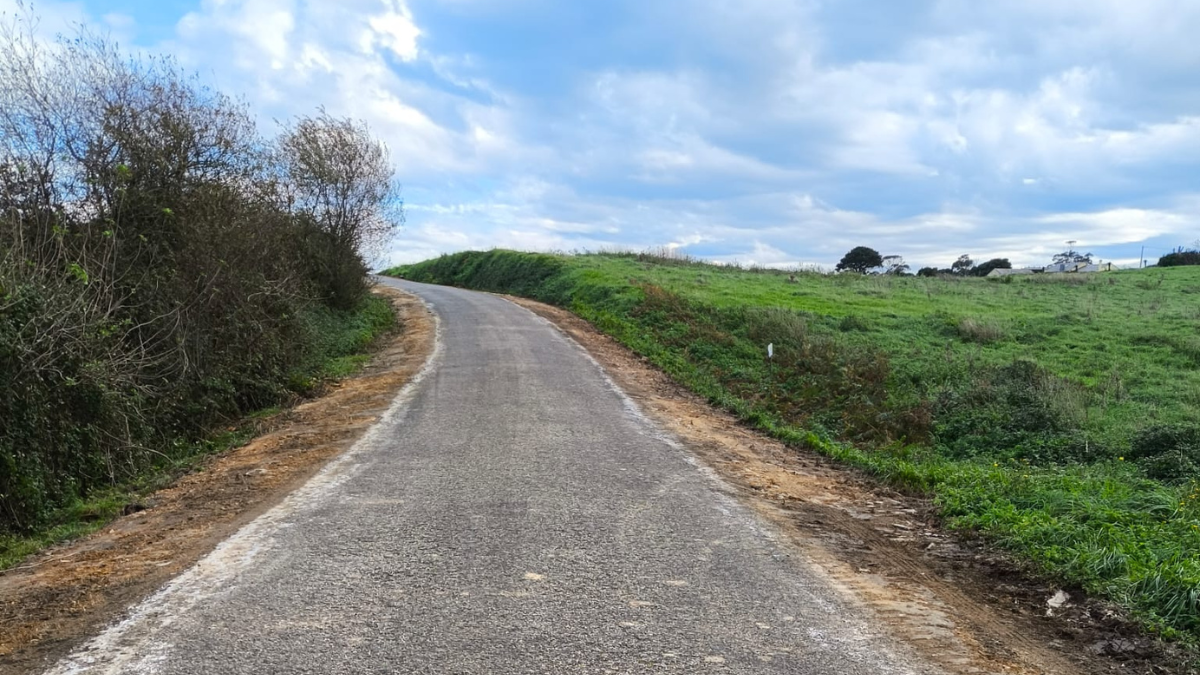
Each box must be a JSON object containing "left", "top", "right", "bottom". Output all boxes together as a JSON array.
[
  {"left": 1044, "top": 261, "right": 1085, "bottom": 273},
  {"left": 987, "top": 262, "right": 1114, "bottom": 277}
]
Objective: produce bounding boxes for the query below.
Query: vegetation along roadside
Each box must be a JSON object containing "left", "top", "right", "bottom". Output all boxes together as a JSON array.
[
  {"left": 0, "top": 12, "right": 402, "bottom": 564},
  {"left": 386, "top": 249, "right": 1200, "bottom": 646}
]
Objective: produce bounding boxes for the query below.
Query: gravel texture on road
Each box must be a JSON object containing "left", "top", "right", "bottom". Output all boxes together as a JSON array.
[{"left": 46, "top": 280, "right": 941, "bottom": 675}]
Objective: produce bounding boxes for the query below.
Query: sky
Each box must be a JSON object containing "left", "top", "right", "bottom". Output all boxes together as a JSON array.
[{"left": 8, "top": 0, "right": 1200, "bottom": 269}]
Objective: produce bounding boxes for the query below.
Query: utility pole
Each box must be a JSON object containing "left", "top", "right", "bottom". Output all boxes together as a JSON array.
[{"left": 1140, "top": 246, "right": 1145, "bottom": 269}]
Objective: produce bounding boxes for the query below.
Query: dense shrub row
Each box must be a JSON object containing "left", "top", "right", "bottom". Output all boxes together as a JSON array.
[
  {"left": 1158, "top": 251, "right": 1200, "bottom": 267},
  {"left": 0, "top": 20, "right": 399, "bottom": 531}
]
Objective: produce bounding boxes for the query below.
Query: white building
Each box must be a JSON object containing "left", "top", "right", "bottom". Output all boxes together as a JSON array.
[{"left": 987, "top": 262, "right": 1114, "bottom": 277}]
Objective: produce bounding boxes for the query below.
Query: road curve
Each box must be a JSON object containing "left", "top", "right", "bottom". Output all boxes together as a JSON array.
[{"left": 46, "top": 280, "right": 941, "bottom": 675}]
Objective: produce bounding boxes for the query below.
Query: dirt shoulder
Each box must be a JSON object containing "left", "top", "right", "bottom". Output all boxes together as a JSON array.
[
  {"left": 0, "top": 286, "right": 436, "bottom": 675},
  {"left": 510, "top": 295, "right": 1198, "bottom": 675}
]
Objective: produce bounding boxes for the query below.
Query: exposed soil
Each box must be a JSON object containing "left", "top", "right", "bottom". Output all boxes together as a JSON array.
[
  {"left": 510, "top": 296, "right": 1199, "bottom": 675},
  {"left": 0, "top": 285, "right": 436, "bottom": 675}
]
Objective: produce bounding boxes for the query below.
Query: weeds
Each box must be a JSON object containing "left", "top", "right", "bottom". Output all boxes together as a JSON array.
[{"left": 838, "top": 314, "right": 872, "bottom": 332}]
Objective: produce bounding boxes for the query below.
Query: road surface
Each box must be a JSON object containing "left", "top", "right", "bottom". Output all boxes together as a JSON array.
[{"left": 47, "top": 280, "right": 940, "bottom": 674}]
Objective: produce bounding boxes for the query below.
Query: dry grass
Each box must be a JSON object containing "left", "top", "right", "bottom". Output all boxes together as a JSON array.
[{"left": 957, "top": 317, "right": 1005, "bottom": 344}]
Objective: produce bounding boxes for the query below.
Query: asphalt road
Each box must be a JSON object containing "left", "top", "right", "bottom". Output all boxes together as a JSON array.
[{"left": 47, "top": 280, "right": 940, "bottom": 675}]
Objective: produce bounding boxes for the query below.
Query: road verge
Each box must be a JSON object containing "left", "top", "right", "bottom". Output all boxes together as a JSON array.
[
  {"left": 509, "top": 295, "right": 1198, "bottom": 675},
  {"left": 0, "top": 286, "right": 436, "bottom": 675}
]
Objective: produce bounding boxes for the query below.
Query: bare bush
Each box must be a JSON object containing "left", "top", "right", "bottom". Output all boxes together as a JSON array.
[{"left": 276, "top": 112, "right": 401, "bottom": 308}]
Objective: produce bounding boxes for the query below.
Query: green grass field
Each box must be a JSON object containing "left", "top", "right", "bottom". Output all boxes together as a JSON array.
[
  {"left": 564, "top": 254, "right": 1200, "bottom": 450},
  {"left": 386, "top": 250, "right": 1200, "bottom": 642}
]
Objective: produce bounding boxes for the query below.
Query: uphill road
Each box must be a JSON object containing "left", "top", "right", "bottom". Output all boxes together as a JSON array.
[{"left": 46, "top": 278, "right": 941, "bottom": 675}]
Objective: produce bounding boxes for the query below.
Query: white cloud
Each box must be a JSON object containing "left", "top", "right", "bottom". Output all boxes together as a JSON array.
[
  {"left": 1037, "top": 208, "right": 1193, "bottom": 244},
  {"left": 363, "top": 2, "right": 420, "bottom": 61},
  {"left": 176, "top": 0, "right": 296, "bottom": 69},
  {"left": 163, "top": 0, "right": 538, "bottom": 179},
  {"left": 34, "top": 0, "right": 1200, "bottom": 268}
]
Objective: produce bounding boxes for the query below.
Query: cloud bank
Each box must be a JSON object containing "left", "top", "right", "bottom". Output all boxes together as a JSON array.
[{"left": 25, "top": 0, "right": 1200, "bottom": 268}]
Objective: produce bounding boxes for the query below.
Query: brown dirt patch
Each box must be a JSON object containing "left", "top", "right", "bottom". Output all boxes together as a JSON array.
[
  {"left": 510, "top": 296, "right": 1198, "bottom": 675},
  {"left": 0, "top": 285, "right": 436, "bottom": 675}
]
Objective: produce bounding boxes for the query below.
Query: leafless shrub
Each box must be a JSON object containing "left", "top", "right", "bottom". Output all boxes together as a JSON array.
[
  {"left": 275, "top": 111, "right": 401, "bottom": 308},
  {"left": 276, "top": 111, "right": 399, "bottom": 253}
]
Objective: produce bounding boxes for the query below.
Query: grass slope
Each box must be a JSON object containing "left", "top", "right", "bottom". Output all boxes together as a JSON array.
[{"left": 387, "top": 250, "right": 1200, "bottom": 641}]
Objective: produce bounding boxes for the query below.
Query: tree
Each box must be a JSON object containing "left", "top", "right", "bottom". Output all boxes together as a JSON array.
[
  {"left": 1052, "top": 248, "right": 1093, "bottom": 266},
  {"left": 916, "top": 267, "right": 938, "bottom": 277},
  {"left": 277, "top": 111, "right": 402, "bottom": 308},
  {"left": 881, "top": 255, "right": 910, "bottom": 276},
  {"left": 1159, "top": 251, "right": 1200, "bottom": 267},
  {"left": 971, "top": 258, "right": 1012, "bottom": 277},
  {"left": 835, "top": 246, "right": 883, "bottom": 274},
  {"left": 950, "top": 254, "right": 974, "bottom": 275}
]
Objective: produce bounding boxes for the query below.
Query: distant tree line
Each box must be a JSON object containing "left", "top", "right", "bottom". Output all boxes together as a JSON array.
[
  {"left": 915, "top": 255, "right": 1013, "bottom": 277},
  {"left": 836, "top": 247, "right": 1011, "bottom": 277},
  {"left": 0, "top": 16, "right": 400, "bottom": 531},
  {"left": 832, "top": 241, "right": 1135, "bottom": 277},
  {"left": 1159, "top": 244, "right": 1200, "bottom": 267}
]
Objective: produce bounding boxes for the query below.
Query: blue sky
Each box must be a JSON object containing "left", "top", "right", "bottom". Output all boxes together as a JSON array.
[{"left": 11, "top": 0, "right": 1200, "bottom": 269}]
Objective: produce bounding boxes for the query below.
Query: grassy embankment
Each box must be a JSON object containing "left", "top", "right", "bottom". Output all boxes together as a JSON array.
[
  {"left": 0, "top": 296, "right": 395, "bottom": 570},
  {"left": 386, "top": 250, "right": 1200, "bottom": 641}
]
